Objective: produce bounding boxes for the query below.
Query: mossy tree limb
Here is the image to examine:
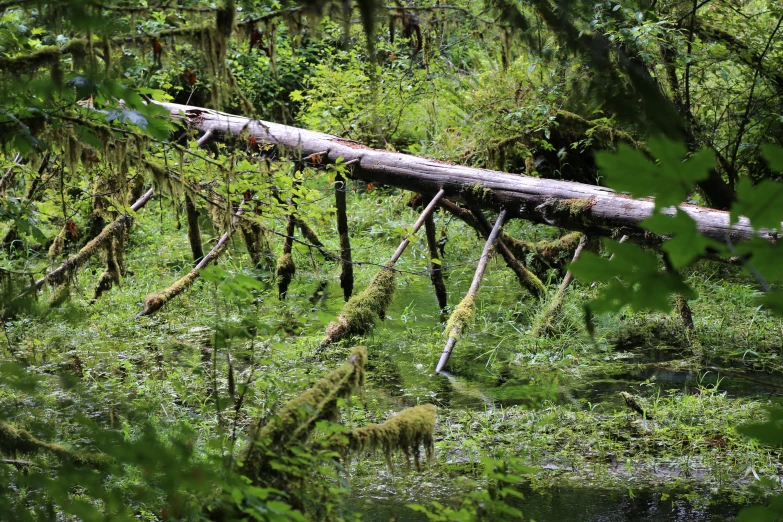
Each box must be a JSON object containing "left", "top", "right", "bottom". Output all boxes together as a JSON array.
[
  {"left": 436, "top": 209, "right": 507, "bottom": 374},
  {"left": 321, "top": 189, "right": 444, "bottom": 348},
  {"left": 321, "top": 264, "right": 396, "bottom": 348},
  {"left": 137, "top": 205, "right": 243, "bottom": 317},
  {"left": 237, "top": 346, "right": 367, "bottom": 487},
  {"left": 185, "top": 193, "right": 205, "bottom": 264},
  {"left": 0, "top": 421, "right": 112, "bottom": 470},
  {"left": 11, "top": 188, "right": 154, "bottom": 306},
  {"left": 532, "top": 233, "right": 588, "bottom": 337},
  {"left": 335, "top": 171, "right": 354, "bottom": 301}
]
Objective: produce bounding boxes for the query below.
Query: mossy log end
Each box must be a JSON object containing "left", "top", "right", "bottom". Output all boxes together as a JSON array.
[
  {"left": 0, "top": 421, "right": 112, "bottom": 470},
  {"left": 156, "top": 100, "right": 771, "bottom": 246},
  {"left": 345, "top": 404, "right": 436, "bottom": 471},
  {"left": 321, "top": 266, "right": 396, "bottom": 348}
]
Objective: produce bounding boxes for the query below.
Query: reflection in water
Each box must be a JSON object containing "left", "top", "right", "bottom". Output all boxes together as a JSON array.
[{"left": 347, "top": 486, "right": 741, "bottom": 521}]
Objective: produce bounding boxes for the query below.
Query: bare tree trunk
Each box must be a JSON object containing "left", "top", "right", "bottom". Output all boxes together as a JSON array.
[
  {"left": 155, "top": 101, "right": 769, "bottom": 246},
  {"left": 424, "top": 201, "right": 447, "bottom": 311}
]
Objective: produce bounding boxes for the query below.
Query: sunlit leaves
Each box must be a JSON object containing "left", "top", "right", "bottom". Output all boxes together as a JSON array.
[{"left": 595, "top": 137, "right": 714, "bottom": 209}]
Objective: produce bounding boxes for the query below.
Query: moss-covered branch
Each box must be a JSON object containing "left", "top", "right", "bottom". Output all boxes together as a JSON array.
[
  {"left": 321, "top": 264, "right": 396, "bottom": 348},
  {"left": 532, "top": 233, "right": 588, "bottom": 337},
  {"left": 436, "top": 210, "right": 507, "bottom": 374},
  {"left": 238, "top": 346, "right": 367, "bottom": 485},
  {"left": 137, "top": 205, "right": 242, "bottom": 317},
  {"left": 0, "top": 421, "right": 112, "bottom": 470}
]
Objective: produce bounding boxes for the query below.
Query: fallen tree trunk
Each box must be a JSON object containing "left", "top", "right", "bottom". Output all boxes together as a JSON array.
[{"left": 155, "top": 101, "right": 768, "bottom": 245}]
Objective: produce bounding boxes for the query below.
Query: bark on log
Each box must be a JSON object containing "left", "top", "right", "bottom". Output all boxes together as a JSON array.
[{"left": 155, "top": 101, "right": 770, "bottom": 246}]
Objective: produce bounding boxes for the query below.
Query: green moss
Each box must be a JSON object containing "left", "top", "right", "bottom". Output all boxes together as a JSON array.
[
  {"left": 444, "top": 294, "right": 475, "bottom": 340},
  {"left": 276, "top": 253, "right": 295, "bottom": 278},
  {"left": 546, "top": 198, "right": 595, "bottom": 219},
  {"left": 535, "top": 231, "right": 583, "bottom": 263},
  {"left": 464, "top": 183, "right": 496, "bottom": 206},
  {"left": 240, "top": 346, "right": 367, "bottom": 484},
  {"left": 346, "top": 404, "right": 436, "bottom": 471},
  {"left": 322, "top": 266, "right": 396, "bottom": 346},
  {"left": 48, "top": 226, "right": 66, "bottom": 260}
]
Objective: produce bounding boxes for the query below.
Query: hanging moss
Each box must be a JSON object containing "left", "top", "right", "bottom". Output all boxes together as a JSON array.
[
  {"left": 239, "top": 346, "right": 367, "bottom": 484},
  {"left": 48, "top": 226, "right": 66, "bottom": 260},
  {"left": 92, "top": 241, "right": 122, "bottom": 301},
  {"left": 0, "top": 421, "right": 112, "bottom": 470},
  {"left": 48, "top": 283, "right": 70, "bottom": 307},
  {"left": 276, "top": 252, "right": 295, "bottom": 299},
  {"left": 321, "top": 265, "right": 396, "bottom": 347},
  {"left": 444, "top": 294, "right": 475, "bottom": 340},
  {"left": 345, "top": 404, "right": 436, "bottom": 471}
]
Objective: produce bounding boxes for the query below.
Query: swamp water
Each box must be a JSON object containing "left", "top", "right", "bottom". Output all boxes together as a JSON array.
[{"left": 305, "top": 266, "right": 781, "bottom": 520}]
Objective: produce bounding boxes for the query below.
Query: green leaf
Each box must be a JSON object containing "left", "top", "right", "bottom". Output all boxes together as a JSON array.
[
  {"left": 734, "top": 239, "right": 783, "bottom": 282},
  {"left": 731, "top": 178, "right": 783, "bottom": 230},
  {"left": 595, "top": 137, "right": 713, "bottom": 208},
  {"left": 640, "top": 210, "right": 724, "bottom": 269},
  {"left": 761, "top": 144, "right": 783, "bottom": 172},
  {"left": 756, "top": 290, "right": 783, "bottom": 317},
  {"left": 571, "top": 239, "right": 694, "bottom": 313}
]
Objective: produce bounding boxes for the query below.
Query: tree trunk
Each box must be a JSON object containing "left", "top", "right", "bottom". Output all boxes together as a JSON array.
[{"left": 155, "top": 101, "right": 769, "bottom": 246}]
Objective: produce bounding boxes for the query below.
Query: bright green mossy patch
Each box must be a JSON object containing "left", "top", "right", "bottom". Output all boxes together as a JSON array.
[
  {"left": 322, "top": 265, "right": 396, "bottom": 347},
  {"left": 444, "top": 294, "right": 475, "bottom": 340}
]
